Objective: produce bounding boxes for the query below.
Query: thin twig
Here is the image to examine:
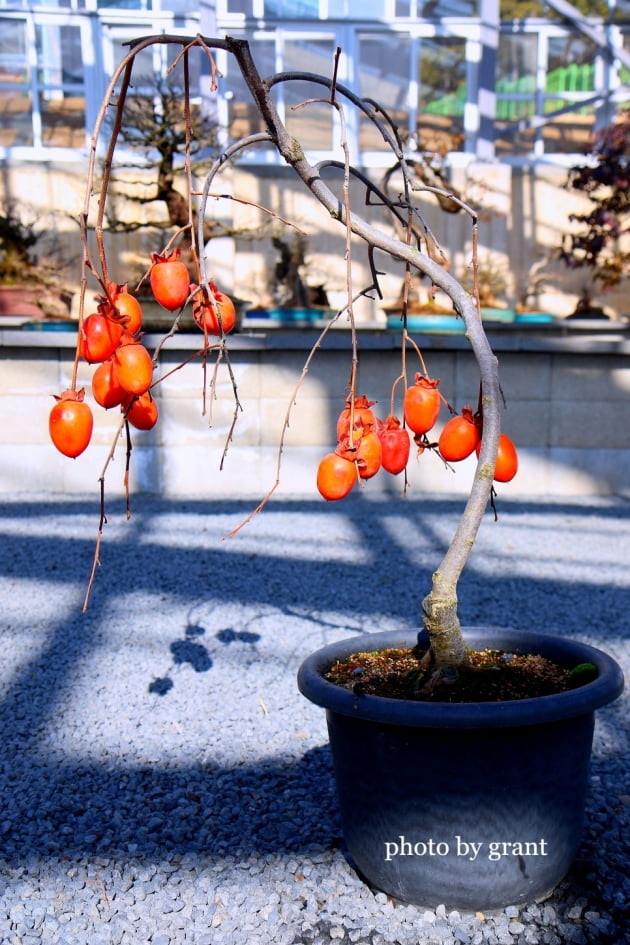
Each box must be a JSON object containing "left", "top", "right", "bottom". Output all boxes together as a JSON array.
[
  {"left": 404, "top": 332, "right": 430, "bottom": 377},
  {"left": 329, "top": 47, "right": 341, "bottom": 104},
  {"left": 83, "top": 478, "right": 107, "bottom": 612},
  {"left": 192, "top": 191, "right": 308, "bottom": 237},
  {"left": 188, "top": 34, "right": 223, "bottom": 92},
  {"left": 223, "top": 292, "right": 369, "bottom": 539},
  {"left": 123, "top": 419, "right": 133, "bottom": 520}
]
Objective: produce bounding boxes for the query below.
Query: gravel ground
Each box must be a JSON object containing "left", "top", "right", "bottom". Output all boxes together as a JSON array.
[{"left": 0, "top": 491, "right": 627, "bottom": 945}]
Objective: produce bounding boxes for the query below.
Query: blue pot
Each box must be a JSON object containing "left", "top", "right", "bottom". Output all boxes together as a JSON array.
[
  {"left": 480, "top": 307, "right": 515, "bottom": 323},
  {"left": 297, "top": 627, "right": 624, "bottom": 910},
  {"left": 514, "top": 312, "right": 556, "bottom": 325},
  {"left": 244, "top": 307, "right": 335, "bottom": 324},
  {"left": 386, "top": 314, "right": 466, "bottom": 334}
]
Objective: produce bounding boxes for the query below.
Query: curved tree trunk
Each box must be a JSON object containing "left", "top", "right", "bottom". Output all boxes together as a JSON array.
[
  {"left": 226, "top": 36, "right": 502, "bottom": 669},
  {"left": 98, "top": 34, "right": 503, "bottom": 668}
]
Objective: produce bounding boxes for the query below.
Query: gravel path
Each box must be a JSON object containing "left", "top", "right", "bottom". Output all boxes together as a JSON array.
[{"left": 0, "top": 492, "right": 627, "bottom": 945}]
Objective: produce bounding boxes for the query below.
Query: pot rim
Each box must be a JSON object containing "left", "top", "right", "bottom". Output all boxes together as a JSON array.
[{"left": 297, "top": 626, "right": 625, "bottom": 729}]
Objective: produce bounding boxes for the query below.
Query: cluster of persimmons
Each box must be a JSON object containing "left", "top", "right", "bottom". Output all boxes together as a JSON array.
[
  {"left": 317, "top": 378, "right": 518, "bottom": 501},
  {"left": 48, "top": 249, "right": 236, "bottom": 459}
]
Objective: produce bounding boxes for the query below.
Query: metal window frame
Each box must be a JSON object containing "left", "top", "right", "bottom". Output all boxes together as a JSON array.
[{"left": 0, "top": 5, "right": 628, "bottom": 163}]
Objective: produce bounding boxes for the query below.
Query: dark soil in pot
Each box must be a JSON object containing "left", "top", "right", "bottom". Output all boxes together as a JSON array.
[
  {"left": 324, "top": 644, "right": 594, "bottom": 702},
  {"left": 297, "top": 627, "right": 624, "bottom": 911}
]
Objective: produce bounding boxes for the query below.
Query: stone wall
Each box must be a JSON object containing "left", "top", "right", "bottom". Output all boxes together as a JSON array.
[{"left": 1, "top": 327, "right": 629, "bottom": 500}]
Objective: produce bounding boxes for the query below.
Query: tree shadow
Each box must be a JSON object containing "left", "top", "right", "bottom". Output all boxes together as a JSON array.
[
  {"left": 149, "top": 622, "right": 262, "bottom": 696},
  {"left": 0, "top": 746, "right": 339, "bottom": 866},
  {"left": 0, "top": 494, "right": 626, "bottom": 874}
]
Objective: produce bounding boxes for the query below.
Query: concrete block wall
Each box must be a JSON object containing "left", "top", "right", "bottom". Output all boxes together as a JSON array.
[{"left": 1, "top": 328, "right": 629, "bottom": 501}]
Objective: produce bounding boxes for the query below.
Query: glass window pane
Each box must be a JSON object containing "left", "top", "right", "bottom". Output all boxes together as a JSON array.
[
  {"left": 359, "top": 33, "right": 411, "bottom": 151},
  {"left": 540, "top": 105, "right": 596, "bottom": 154},
  {"left": 496, "top": 33, "right": 536, "bottom": 120},
  {"left": 500, "top": 0, "right": 607, "bottom": 16},
  {"left": 499, "top": 1, "right": 544, "bottom": 15},
  {"left": 40, "top": 92, "right": 85, "bottom": 147},
  {"left": 546, "top": 33, "right": 596, "bottom": 102},
  {"left": 346, "top": 0, "right": 384, "bottom": 15},
  {"left": 420, "top": 1, "right": 477, "bottom": 12},
  {"left": 110, "top": 38, "right": 155, "bottom": 81},
  {"left": 98, "top": 1, "right": 153, "bottom": 9},
  {"left": 0, "top": 18, "right": 31, "bottom": 146},
  {"left": 37, "top": 24, "right": 83, "bottom": 88},
  {"left": 543, "top": 34, "right": 596, "bottom": 154},
  {"left": 395, "top": 1, "right": 478, "bottom": 12},
  {"left": 417, "top": 37, "right": 466, "bottom": 152},
  {"left": 263, "top": 0, "right": 319, "bottom": 16},
  {"left": 283, "top": 38, "right": 335, "bottom": 150},
  {"left": 0, "top": 17, "right": 28, "bottom": 82},
  {"left": 0, "top": 89, "right": 33, "bottom": 147},
  {"left": 495, "top": 33, "right": 536, "bottom": 156},
  {"left": 35, "top": 24, "right": 85, "bottom": 147},
  {"left": 227, "top": 38, "right": 274, "bottom": 140}
]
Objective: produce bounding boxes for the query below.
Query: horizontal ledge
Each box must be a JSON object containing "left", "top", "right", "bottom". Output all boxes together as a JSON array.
[{"left": 2, "top": 324, "right": 630, "bottom": 356}]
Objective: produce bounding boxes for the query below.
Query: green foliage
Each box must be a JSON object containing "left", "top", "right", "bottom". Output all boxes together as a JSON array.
[{"left": 500, "top": 0, "right": 610, "bottom": 17}]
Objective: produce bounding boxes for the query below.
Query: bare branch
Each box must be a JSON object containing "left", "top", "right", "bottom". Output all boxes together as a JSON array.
[{"left": 77, "top": 33, "right": 503, "bottom": 668}]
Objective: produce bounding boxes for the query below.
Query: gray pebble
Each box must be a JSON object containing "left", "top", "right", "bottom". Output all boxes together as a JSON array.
[{"left": 0, "top": 496, "right": 627, "bottom": 945}]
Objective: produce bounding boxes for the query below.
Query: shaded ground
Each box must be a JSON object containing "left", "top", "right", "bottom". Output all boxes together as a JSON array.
[{"left": 0, "top": 493, "right": 627, "bottom": 943}]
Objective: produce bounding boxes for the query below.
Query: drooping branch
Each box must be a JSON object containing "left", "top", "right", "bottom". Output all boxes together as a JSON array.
[
  {"left": 83, "top": 33, "right": 502, "bottom": 666},
  {"left": 224, "top": 36, "right": 502, "bottom": 667}
]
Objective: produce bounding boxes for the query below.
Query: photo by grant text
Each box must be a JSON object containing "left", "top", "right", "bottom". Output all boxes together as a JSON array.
[{"left": 384, "top": 837, "right": 549, "bottom": 863}]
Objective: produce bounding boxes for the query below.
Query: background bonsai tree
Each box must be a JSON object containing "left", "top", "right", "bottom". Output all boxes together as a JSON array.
[
  {"left": 103, "top": 76, "right": 223, "bottom": 257},
  {"left": 0, "top": 203, "right": 74, "bottom": 316},
  {"left": 557, "top": 108, "right": 630, "bottom": 303},
  {"left": 62, "top": 34, "right": 505, "bottom": 673},
  {"left": 0, "top": 205, "right": 39, "bottom": 286},
  {"left": 103, "top": 74, "right": 327, "bottom": 309},
  {"left": 247, "top": 232, "right": 330, "bottom": 310}
]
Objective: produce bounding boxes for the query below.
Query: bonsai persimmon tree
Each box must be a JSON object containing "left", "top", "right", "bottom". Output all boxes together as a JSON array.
[{"left": 56, "top": 33, "right": 509, "bottom": 673}]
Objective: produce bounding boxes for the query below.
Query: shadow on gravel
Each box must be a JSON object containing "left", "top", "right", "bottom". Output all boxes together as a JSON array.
[
  {"left": 149, "top": 622, "right": 262, "bottom": 696},
  {"left": 2, "top": 495, "right": 629, "bottom": 631},
  {"left": 0, "top": 495, "right": 627, "bottom": 873},
  {"left": 0, "top": 746, "right": 341, "bottom": 866}
]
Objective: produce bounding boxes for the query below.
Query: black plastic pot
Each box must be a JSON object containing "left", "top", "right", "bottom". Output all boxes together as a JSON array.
[{"left": 297, "top": 627, "right": 624, "bottom": 910}]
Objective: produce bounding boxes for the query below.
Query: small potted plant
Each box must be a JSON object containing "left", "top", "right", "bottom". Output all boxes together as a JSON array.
[
  {"left": 0, "top": 204, "right": 74, "bottom": 322},
  {"left": 50, "top": 34, "right": 625, "bottom": 913},
  {"left": 459, "top": 252, "right": 514, "bottom": 324},
  {"left": 513, "top": 257, "right": 557, "bottom": 326},
  {"left": 382, "top": 266, "right": 468, "bottom": 334},
  {"left": 242, "top": 231, "right": 335, "bottom": 326}
]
